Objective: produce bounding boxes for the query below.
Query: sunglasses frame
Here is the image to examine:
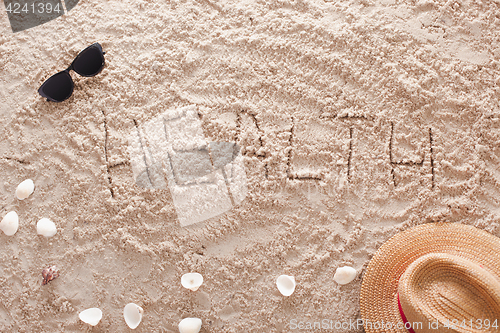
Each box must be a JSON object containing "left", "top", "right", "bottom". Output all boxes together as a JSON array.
[{"left": 38, "top": 43, "right": 106, "bottom": 102}]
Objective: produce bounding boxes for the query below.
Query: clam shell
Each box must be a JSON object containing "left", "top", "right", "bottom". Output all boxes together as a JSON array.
[
  {"left": 181, "top": 273, "right": 203, "bottom": 291},
  {"left": 334, "top": 266, "right": 357, "bottom": 285},
  {"left": 276, "top": 275, "right": 296, "bottom": 296},
  {"left": 79, "top": 308, "right": 102, "bottom": 326},
  {"left": 16, "top": 179, "right": 34, "bottom": 200},
  {"left": 0, "top": 211, "right": 19, "bottom": 236},
  {"left": 124, "top": 303, "right": 143, "bottom": 329},
  {"left": 178, "top": 317, "right": 202, "bottom": 333},
  {"left": 37, "top": 218, "right": 57, "bottom": 237}
]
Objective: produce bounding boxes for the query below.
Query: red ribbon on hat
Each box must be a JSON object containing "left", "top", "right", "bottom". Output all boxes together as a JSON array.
[{"left": 397, "top": 293, "right": 416, "bottom": 333}]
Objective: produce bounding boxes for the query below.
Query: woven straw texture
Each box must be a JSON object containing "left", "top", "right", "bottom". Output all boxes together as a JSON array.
[
  {"left": 399, "top": 253, "right": 500, "bottom": 333},
  {"left": 360, "top": 223, "right": 500, "bottom": 333}
]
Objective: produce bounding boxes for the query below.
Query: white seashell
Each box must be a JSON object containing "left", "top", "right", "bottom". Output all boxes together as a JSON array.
[
  {"left": 124, "top": 303, "right": 143, "bottom": 329},
  {"left": 276, "top": 275, "right": 296, "bottom": 296},
  {"left": 16, "top": 179, "right": 35, "bottom": 200},
  {"left": 37, "top": 218, "right": 57, "bottom": 237},
  {"left": 334, "top": 266, "right": 357, "bottom": 285},
  {"left": 0, "top": 211, "right": 19, "bottom": 236},
  {"left": 178, "top": 317, "right": 202, "bottom": 333},
  {"left": 79, "top": 308, "right": 103, "bottom": 326},
  {"left": 181, "top": 273, "right": 203, "bottom": 291}
]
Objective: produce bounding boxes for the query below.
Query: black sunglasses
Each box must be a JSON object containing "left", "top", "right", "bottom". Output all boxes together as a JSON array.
[{"left": 38, "top": 43, "right": 106, "bottom": 102}]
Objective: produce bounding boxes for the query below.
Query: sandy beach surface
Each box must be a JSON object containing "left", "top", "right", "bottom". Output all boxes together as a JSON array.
[{"left": 1, "top": 0, "right": 500, "bottom": 332}]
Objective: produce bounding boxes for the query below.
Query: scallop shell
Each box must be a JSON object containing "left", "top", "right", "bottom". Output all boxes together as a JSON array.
[
  {"left": 178, "top": 317, "right": 202, "bottom": 333},
  {"left": 334, "top": 266, "right": 357, "bottom": 285},
  {"left": 79, "top": 308, "right": 103, "bottom": 326},
  {"left": 181, "top": 273, "right": 203, "bottom": 291},
  {"left": 124, "top": 303, "right": 143, "bottom": 329},
  {"left": 0, "top": 211, "right": 19, "bottom": 236},
  {"left": 276, "top": 275, "right": 296, "bottom": 296},
  {"left": 16, "top": 179, "right": 34, "bottom": 200}
]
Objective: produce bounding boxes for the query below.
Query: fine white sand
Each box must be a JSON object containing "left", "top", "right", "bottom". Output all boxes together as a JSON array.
[{"left": 1, "top": 0, "right": 500, "bottom": 332}]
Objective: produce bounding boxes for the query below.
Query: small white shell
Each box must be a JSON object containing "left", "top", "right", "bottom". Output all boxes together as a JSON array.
[
  {"left": 181, "top": 273, "right": 203, "bottom": 291},
  {"left": 37, "top": 218, "right": 57, "bottom": 237},
  {"left": 276, "top": 275, "right": 296, "bottom": 297},
  {"left": 178, "top": 317, "right": 202, "bottom": 333},
  {"left": 124, "top": 303, "right": 143, "bottom": 329},
  {"left": 16, "top": 179, "right": 35, "bottom": 200},
  {"left": 334, "top": 266, "right": 357, "bottom": 285},
  {"left": 79, "top": 308, "right": 102, "bottom": 326},
  {"left": 0, "top": 211, "right": 19, "bottom": 236}
]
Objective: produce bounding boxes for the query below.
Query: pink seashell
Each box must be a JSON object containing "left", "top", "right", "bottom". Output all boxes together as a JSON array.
[{"left": 42, "top": 265, "right": 59, "bottom": 285}]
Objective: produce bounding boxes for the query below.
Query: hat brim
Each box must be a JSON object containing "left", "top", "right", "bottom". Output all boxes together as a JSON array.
[{"left": 359, "top": 222, "right": 500, "bottom": 333}]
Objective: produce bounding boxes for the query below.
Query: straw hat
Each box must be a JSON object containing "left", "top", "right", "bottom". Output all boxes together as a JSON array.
[{"left": 360, "top": 222, "right": 500, "bottom": 333}]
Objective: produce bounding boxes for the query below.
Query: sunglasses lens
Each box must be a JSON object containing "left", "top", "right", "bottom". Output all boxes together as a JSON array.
[
  {"left": 72, "top": 47, "right": 104, "bottom": 76},
  {"left": 39, "top": 71, "right": 73, "bottom": 102}
]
